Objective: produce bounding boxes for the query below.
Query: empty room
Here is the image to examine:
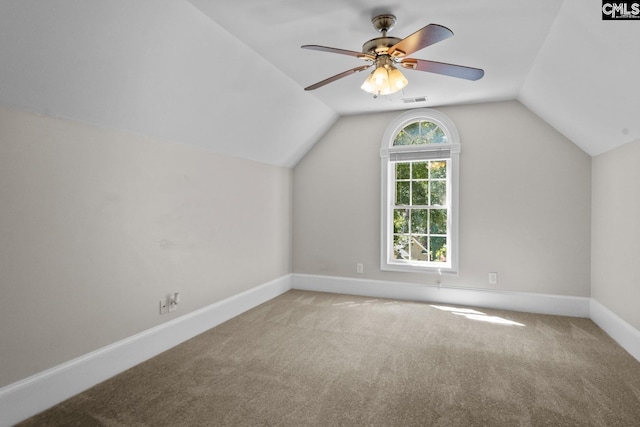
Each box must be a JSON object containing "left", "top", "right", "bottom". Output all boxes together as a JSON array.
[{"left": 1, "top": 0, "right": 640, "bottom": 425}]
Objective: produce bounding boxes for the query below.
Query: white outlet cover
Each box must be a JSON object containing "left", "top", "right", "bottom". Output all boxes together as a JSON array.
[
  {"left": 488, "top": 272, "right": 498, "bottom": 285},
  {"left": 159, "top": 298, "right": 169, "bottom": 315}
]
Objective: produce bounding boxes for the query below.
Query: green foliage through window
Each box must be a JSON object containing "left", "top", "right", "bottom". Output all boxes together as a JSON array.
[
  {"left": 393, "top": 160, "right": 449, "bottom": 263},
  {"left": 393, "top": 121, "right": 447, "bottom": 146}
]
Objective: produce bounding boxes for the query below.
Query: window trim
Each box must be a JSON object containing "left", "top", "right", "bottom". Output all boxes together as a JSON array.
[{"left": 380, "top": 108, "right": 460, "bottom": 274}]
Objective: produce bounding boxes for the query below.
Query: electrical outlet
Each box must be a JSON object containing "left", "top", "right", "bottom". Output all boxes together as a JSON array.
[
  {"left": 356, "top": 263, "right": 364, "bottom": 274},
  {"left": 159, "top": 298, "right": 169, "bottom": 315},
  {"left": 488, "top": 272, "right": 498, "bottom": 285}
]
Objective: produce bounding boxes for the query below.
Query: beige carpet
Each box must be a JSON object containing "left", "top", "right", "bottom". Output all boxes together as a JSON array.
[{"left": 19, "top": 290, "right": 640, "bottom": 426}]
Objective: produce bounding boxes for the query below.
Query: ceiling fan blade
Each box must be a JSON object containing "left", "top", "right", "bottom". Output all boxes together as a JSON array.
[
  {"left": 389, "top": 24, "right": 454, "bottom": 57},
  {"left": 302, "top": 45, "right": 375, "bottom": 61},
  {"left": 304, "top": 65, "right": 372, "bottom": 91},
  {"left": 401, "top": 58, "right": 484, "bottom": 81}
]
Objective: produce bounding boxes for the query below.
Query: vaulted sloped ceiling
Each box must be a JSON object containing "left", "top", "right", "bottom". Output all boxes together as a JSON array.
[
  {"left": 0, "top": 0, "right": 337, "bottom": 167},
  {"left": 520, "top": 0, "right": 640, "bottom": 155},
  {"left": 0, "top": 0, "right": 638, "bottom": 166}
]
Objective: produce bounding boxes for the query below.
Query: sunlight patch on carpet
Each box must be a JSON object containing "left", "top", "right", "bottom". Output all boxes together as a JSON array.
[{"left": 430, "top": 305, "right": 526, "bottom": 327}]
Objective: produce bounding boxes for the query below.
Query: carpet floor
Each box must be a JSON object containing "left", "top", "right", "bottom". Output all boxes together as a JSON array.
[{"left": 19, "top": 290, "right": 640, "bottom": 426}]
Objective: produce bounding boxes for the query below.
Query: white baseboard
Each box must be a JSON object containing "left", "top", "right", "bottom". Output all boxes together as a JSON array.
[
  {"left": 293, "top": 275, "right": 640, "bottom": 362},
  {"left": 590, "top": 299, "right": 640, "bottom": 362},
  {"left": 4, "top": 274, "right": 638, "bottom": 426},
  {"left": 292, "top": 274, "right": 591, "bottom": 318},
  {"left": 0, "top": 274, "right": 292, "bottom": 427}
]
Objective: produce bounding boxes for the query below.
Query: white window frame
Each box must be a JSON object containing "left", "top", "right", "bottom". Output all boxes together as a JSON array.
[{"left": 380, "top": 108, "right": 460, "bottom": 274}]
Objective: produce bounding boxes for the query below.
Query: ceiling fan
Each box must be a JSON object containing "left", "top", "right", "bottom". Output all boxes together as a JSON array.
[{"left": 302, "top": 14, "right": 484, "bottom": 96}]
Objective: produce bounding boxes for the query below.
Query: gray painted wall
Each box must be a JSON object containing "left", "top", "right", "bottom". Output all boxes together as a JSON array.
[
  {"left": 592, "top": 139, "right": 640, "bottom": 331},
  {"left": 0, "top": 106, "right": 292, "bottom": 387},
  {"left": 7, "top": 99, "right": 638, "bottom": 390},
  {"left": 293, "top": 100, "right": 592, "bottom": 297}
]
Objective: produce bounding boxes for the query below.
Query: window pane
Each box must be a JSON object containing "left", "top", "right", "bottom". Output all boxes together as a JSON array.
[
  {"left": 393, "top": 130, "right": 412, "bottom": 146},
  {"left": 430, "top": 161, "right": 447, "bottom": 179},
  {"left": 430, "top": 209, "right": 447, "bottom": 234},
  {"left": 396, "top": 162, "right": 410, "bottom": 179},
  {"left": 393, "top": 235, "right": 410, "bottom": 260},
  {"left": 412, "top": 161, "right": 429, "bottom": 179},
  {"left": 404, "top": 122, "right": 420, "bottom": 137},
  {"left": 420, "top": 121, "right": 437, "bottom": 136},
  {"left": 430, "top": 237, "right": 447, "bottom": 262},
  {"left": 393, "top": 121, "right": 448, "bottom": 146},
  {"left": 412, "top": 181, "right": 429, "bottom": 205},
  {"left": 396, "top": 182, "right": 410, "bottom": 205},
  {"left": 420, "top": 122, "right": 448, "bottom": 144},
  {"left": 430, "top": 181, "right": 447, "bottom": 205},
  {"left": 411, "top": 236, "right": 429, "bottom": 261},
  {"left": 393, "top": 209, "right": 409, "bottom": 233},
  {"left": 431, "top": 127, "right": 448, "bottom": 144},
  {"left": 411, "top": 209, "right": 428, "bottom": 234}
]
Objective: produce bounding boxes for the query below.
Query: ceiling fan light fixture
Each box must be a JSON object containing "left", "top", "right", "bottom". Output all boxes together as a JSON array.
[
  {"left": 361, "top": 62, "right": 407, "bottom": 96},
  {"left": 302, "top": 15, "right": 484, "bottom": 92},
  {"left": 389, "top": 66, "right": 408, "bottom": 90}
]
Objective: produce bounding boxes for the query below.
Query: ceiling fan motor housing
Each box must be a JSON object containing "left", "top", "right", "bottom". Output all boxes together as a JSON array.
[
  {"left": 362, "top": 36, "right": 402, "bottom": 56},
  {"left": 363, "top": 14, "right": 402, "bottom": 56}
]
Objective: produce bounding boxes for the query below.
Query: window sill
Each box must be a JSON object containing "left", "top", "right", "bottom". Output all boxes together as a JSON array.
[{"left": 381, "top": 262, "right": 458, "bottom": 275}]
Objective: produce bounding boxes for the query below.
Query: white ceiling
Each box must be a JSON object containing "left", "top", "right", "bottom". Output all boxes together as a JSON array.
[
  {"left": 190, "top": 0, "right": 561, "bottom": 113},
  {"left": 0, "top": 0, "right": 638, "bottom": 165},
  {"left": 520, "top": 0, "right": 640, "bottom": 155}
]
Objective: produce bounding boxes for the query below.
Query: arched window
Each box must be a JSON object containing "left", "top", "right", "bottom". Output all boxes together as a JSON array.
[{"left": 380, "top": 109, "right": 460, "bottom": 273}]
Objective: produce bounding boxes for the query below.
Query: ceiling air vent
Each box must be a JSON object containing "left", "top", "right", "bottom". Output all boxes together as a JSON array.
[{"left": 402, "top": 96, "right": 428, "bottom": 104}]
